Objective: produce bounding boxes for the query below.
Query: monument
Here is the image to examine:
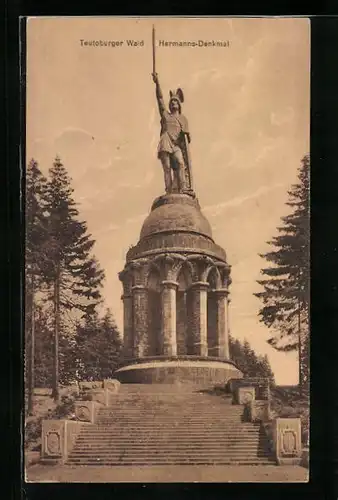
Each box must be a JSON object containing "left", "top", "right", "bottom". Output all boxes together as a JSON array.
[{"left": 115, "top": 27, "right": 243, "bottom": 386}]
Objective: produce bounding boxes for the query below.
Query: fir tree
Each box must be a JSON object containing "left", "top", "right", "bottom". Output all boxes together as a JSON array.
[
  {"left": 25, "top": 303, "right": 54, "bottom": 388},
  {"left": 75, "top": 309, "right": 122, "bottom": 381},
  {"left": 44, "top": 157, "right": 105, "bottom": 400},
  {"left": 25, "top": 159, "right": 50, "bottom": 413},
  {"left": 255, "top": 154, "right": 310, "bottom": 390},
  {"left": 229, "top": 335, "right": 275, "bottom": 381}
]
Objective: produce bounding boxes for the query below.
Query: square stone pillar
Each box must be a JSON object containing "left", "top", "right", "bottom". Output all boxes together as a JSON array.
[
  {"left": 122, "top": 294, "right": 133, "bottom": 359},
  {"left": 188, "top": 282, "right": 209, "bottom": 356},
  {"left": 132, "top": 285, "right": 148, "bottom": 358},
  {"left": 160, "top": 280, "right": 178, "bottom": 356},
  {"left": 214, "top": 289, "right": 230, "bottom": 359}
]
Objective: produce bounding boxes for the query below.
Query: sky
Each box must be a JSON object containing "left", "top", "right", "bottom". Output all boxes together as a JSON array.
[{"left": 26, "top": 17, "right": 310, "bottom": 384}]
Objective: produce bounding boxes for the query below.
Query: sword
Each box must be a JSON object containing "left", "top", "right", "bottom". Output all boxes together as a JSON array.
[
  {"left": 152, "top": 25, "right": 156, "bottom": 75},
  {"left": 183, "top": 133, "right": 194, "bottom": 192}
]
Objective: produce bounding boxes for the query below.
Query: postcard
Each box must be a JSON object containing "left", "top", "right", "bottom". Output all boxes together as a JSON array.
[{"left": 24, "top": 16, "right": 310, "bottom": 483}]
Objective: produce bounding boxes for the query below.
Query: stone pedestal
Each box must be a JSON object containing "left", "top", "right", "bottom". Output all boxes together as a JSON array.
[
  {"left": 161, "top": 280, "right": 178, "bottom": 356},
  {"left": 273, "top": 418, "right": 302, "bottom": 465},
  {"left": 117, "top": 193, "right": 242, "bottom": 384}
]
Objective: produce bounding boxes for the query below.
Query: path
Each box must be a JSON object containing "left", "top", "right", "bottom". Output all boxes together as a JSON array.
[{"left": 26, "top": 464, "right": 308, "bottom": 483}]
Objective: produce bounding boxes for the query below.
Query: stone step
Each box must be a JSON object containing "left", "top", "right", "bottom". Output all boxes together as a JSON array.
[
  {"left": 78, "top": 429, "right": 263, "bottom": 435},
  {"left": 117, "top": 388, "right": 231, "bottom": 395},
  {"left": 97, "top": 412, "right": 244, "bottom": 417},
  {"left": 67, "top": 459, "right": 275, "bottom": 466},
  {"left": 75, "top": 437, "right": 266, "bottom": 443},
  {"left": 104, "top": 406, "right": 239, "bottom": 409},
  {"left": 100, "top": 407, "right": 242, "bottom": 411},
  {"left": 74, "top": 434, "right": 267, "bottom": 441},
  {"left": 71, "top": 444, "right": 270, "bottom": 448},
  {"left": 77, "top": 430, "right": 264, "bottom": 436},
  {"left": 102, "top": 407, "right": 241, "bottom": 412},
  {"left": 86, "top": 425, "right": 259, "bottom": 430},
  {"left": 80, "top": 426, "right": 264, "bottom": 437},
  {"left": 73, "top": 441, "right": 268, "bottom": 447},
  {"left": 72, "top": 448, "right": 269, "bottom": 454},
  {"left": 107, "top": 403, "right": 235, "bottom": 407},
  {"left": 71, "top": 447, "right": 268, "bottom": 457},
  {"left": 106, "top": 396, "right": 235, "bottom": 400},
  {"left": 69, "top": 454, "right": 271, "bottom": 460},
  {"left": 74, "top": 438, "right": 266, "bottom": 444},
  {"left": 95, "top": 421, "right": 245, "bottom": 426},
  {"left": 105, "top": 399, "right": 237, "bottom": 404},
  {"left": 96, "top": 412, "right": 244, "bottom": 423},
  {"left": 80, "top": 428, "right": 264, "bottom": 439},
  {"left": 69, "top": 384, "right": 274, "bottom": 467},
  {"left": 98, "top": 405, "right": 243, "bottom": 417},
  {"left": 90, "top": 423, "right": 256, "bottom": 427},
  {"left": 100, "top": 412, "right": 243, "bottom": 417}
]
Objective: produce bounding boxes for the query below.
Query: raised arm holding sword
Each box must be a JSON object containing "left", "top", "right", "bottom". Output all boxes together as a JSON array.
[{"left": 151, "top": 26, "right": 194, "bottom": 196}]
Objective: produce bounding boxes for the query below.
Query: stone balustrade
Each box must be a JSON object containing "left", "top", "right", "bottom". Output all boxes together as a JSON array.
[
  {"left": 41, "top": 419, "right": 91, "bottom": 464},
  {"left": 40, "top": 379, "right": 121, "bottom": 464}
]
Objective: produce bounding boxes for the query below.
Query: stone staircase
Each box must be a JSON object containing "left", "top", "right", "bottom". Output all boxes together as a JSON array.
[{"left": 67, "top": 384, "right": 275, "bottom": 466}]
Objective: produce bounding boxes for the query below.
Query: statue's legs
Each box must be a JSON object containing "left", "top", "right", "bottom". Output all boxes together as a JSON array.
[
  {"left": 159, "top": 152, "right": 172, "bottom": 194},
  {"left": 172, "top": 149, "right": 186, "bottom": 192}
]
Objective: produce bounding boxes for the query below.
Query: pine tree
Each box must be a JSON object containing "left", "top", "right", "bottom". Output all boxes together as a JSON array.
[
  {"left": 25, "top": 159, "right": 50, "bottom": 413},
  {"left": 242, "top": 340, "right": 258, "bottom": 377},
  {"left": 75, "top": 309, "right": 122, "bottom": 381},
  {"left": 44, "top": 157, "right": 105, "bottom": 400},
  {"left": 257, "top": 354, "right": 275, "bottom": 385},
  {"left": 27, "top": 303, "right": 54, "bottom": 387},
  {"left": 229, "top": 335, "right": 275, "bottom": 381},
  {"left": 255, "top": 154, "right": 310, "bottom": 390}
]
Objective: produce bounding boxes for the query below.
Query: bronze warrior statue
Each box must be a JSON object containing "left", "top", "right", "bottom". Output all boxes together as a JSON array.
[{"left": 152, "top": 72, "right": 193, "bottom": 195}]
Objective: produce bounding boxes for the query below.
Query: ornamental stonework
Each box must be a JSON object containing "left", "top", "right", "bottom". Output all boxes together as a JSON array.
[
  {"left": 75, "top": 405, "right": 91, "bottom": 422},
  {"left": 46, "top": 430, "right": 62, "bottom": 456}
]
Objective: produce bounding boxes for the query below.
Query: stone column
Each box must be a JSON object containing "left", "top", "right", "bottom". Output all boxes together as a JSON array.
[
  {"left": 207, "top": 292, "right": 218, "bottom": 357},
  {"left": 132, "top": 285, "right": 148, "bottom": 358},
  {"left": 188, "top": 282, "right": 209, "bottom": 356},
  {"left": 160, "top": 280, "right": 178, "bottom": 356},
  {"left": 214, "top": 289, "right": 230, "bottom": 359},
  {"left": 122, "top": 293, "right": 133, "bottom": 359}
]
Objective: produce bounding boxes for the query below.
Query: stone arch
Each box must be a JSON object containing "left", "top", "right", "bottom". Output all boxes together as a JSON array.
[
  {"left": 184, "top": 255, "right": 201, "bottom": 282},
  {"left": 175, "top": 261, "right": 193, "bottom": 289},
  {"left": 204, "top": 265, "right": 222, "bottom": 290},
  {"left": 145, "top": 261, "right": 161, "bottom": 288}
]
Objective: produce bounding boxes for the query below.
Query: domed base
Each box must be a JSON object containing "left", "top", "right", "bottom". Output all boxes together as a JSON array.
[{"left": 114, "top": 356, "right": 243, "bottom": 387}]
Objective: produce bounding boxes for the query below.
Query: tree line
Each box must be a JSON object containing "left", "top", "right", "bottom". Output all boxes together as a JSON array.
[
  {"left": 25, "top": 157, "right": 122, "bottom": 410},
  {"left": 229, "top": 336, "right": 275, "bottom": 383}
]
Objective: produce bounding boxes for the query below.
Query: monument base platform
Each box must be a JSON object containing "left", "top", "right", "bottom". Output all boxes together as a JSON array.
[{"left": 114, "top": 356, "right": 243, "bottom": 386}]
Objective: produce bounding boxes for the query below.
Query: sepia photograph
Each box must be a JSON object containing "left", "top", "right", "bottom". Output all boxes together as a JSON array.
[{"left": 24, "top": 16, "right": 310, "bottom": 483}]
